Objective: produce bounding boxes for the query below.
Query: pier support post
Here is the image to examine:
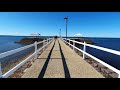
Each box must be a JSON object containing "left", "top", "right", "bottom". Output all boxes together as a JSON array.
[
  {"left": 35, "top": 41, "right": 38, "bottom": 59},
  {"left": 0, "top": 63, "right": 2, "bottom": 78},
  {"left": 83, "top": 41, "right": 86, "bottom": 60},
  {"left": 73, "top": 41, "right": 75, "bottom": 51}
]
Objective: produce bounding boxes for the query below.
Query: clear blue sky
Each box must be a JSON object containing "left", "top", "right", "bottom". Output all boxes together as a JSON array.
[{"left": 0, "top": 12, "right": 120, "bottom": 37}]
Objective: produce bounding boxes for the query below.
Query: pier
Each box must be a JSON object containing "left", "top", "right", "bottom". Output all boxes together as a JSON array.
[
  {"left": 0, "top": 38, "right": 120, "bottom": 78},
  {"left": 22, "top": 39, "right": 104, "bottom": 78}
]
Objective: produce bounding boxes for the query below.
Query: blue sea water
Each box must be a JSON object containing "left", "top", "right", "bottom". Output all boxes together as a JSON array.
[
  {"left": 68, "top": 37, "right": 120, "bottom": 70},
  {"left": 82, "top": 37, "right": 120, "bottom": 70},
  {"left": 0, "top": 36, "right": 26, "bottom": 53},
  {"left": 0, "top": 35, "right": 50, "bottom": 53},
  {"left": 0, "top": 35, "right": 52, "bottom": 71}
]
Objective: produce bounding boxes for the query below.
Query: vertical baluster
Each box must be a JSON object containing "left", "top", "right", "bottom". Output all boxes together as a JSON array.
[
  {"left": 35, "top": 41, "right": 38, "bottom": 59},
  {"left": 83, "top": 41, "right": 86, "bottom": 59},
  {"left": 73, "top": 41, "right": 75, "bottom": 51}
]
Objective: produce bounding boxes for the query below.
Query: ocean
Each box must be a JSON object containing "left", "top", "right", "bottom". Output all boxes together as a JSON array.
[
  {"left": 85, "top": 37, "right": 120, "bottom": 70},
  {"left": 0, "top": 35, "right": 51, "bottom": 53},
  {"left": 0, "top": 35, "right": 51, "bottom": 73},
  {"left": 0, "top": 36, "right": 120, "bottom": 71}
]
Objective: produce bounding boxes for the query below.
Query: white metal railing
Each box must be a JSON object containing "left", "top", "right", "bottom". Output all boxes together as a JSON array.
[
  {"left": 0, "top": 38, "right": 54, "bottom": 78},
  {"left": 61, "top": 38, "right": 120, "bottom": 78}
]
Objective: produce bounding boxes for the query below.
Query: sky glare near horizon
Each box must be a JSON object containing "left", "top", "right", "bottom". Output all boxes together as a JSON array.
[{"left": 0, "top": 12, "right": 120, "bottom": 37}]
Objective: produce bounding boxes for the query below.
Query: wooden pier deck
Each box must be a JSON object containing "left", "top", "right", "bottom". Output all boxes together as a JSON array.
[{"left": 22, "top": 39, "right": 104, "bottom": 78}]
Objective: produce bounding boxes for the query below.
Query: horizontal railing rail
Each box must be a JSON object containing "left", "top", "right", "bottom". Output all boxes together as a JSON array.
[
  {"left": 61, "top": 38, "right": 120, "bottom": 78},
  {"left": 0, "top": 38, "right": 54, "bottom": 78},
  {"left": 0, "top": 44, "right": 35, "bottom": 59},
  {"left": 68, "top": 39, "right": 120, "bottom": 56}
]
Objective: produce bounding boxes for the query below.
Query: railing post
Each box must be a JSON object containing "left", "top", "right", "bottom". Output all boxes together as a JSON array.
[
  {"left": 83, "top": 41, "right": 86, "bottom": 59},
  {"left": 73, "top": 41, "right": 75, "bottom": 51},
  {"left": 45, "top": 39, "right": 47, "bottom": 48},
  {"left": 47, "top": 38, "right": 48, "bottom": 44},
  {"left": 118, "top": 74, "right": 120, "bottom": 78},
  {"left": 0, "top": 62, "right": 2, "bottom": 78},
  {"left": 43, "top": 40, "right": 45, "bottom": 50},
  {"left": 35, "top": 41, "right": 38, "bottom": 59}
]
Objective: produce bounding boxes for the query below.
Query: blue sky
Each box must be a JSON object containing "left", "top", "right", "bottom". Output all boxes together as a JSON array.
[{"left": 0, "top": 12, "right": 120, "bottom": 37}]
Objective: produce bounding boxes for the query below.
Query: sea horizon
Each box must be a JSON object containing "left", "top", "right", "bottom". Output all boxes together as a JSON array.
[{"left": 0, "top": 35, "right": 120, "bottom": 39}]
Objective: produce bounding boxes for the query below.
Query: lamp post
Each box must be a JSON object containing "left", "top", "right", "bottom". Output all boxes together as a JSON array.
[
  {"left": 59, "top": 29, "right": 61, "bottom": 38},
  {"left": 64, "top": 16, "right": 68, "bottom": 40}
]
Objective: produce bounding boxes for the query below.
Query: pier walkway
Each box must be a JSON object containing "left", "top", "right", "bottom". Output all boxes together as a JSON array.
[{"left": 22, "top": 39, "right": 104, "bottom": 78}]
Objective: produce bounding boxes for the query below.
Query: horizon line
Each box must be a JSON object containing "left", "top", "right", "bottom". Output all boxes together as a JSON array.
[{"left": 0, "top": 35, "right": 120, "bottom": 38}]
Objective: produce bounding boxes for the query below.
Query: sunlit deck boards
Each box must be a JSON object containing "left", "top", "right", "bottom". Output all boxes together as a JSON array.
[{"left": 22, "top": 39, "right": 104, "bottom": 78}]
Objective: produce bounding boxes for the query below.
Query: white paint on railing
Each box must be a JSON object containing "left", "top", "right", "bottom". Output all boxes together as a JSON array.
[
  {"left": 63, "top": 39, "right": 83, "bottom": 53},
  {"left": 38, "top": 38, "right": 53, "bottom": 52},
  {"left": 0, "top": 44, "right": 34, "bottom": 59},
  {"left": 43, "top": 40, "right": 45, "bottom": 51},
  {"left": 38, "top": 41, "right": 48, "bottom": 52},
  {"left": 2, "top": 52, "right": 37, "bottom": 78},
  {"left": 35, "top": 41, "right": 38, "bottom": 59},
  {"left": 62, "top": 38, "right": 120, "bottom": 78},
  {"left": 69, "top": 39, "right": 83, "bottom": 45},
  {"left": 118, "top": 75, "right": 120, "bottom": 78},
  {"left": 68, "top": 39, "right": 120, "bottom": 56},
  {"left": 86, "top": 43, "right": 120, "bottom": 56},
  {"left": 47, "top": 38, "right": 48, "bottom": 44},
  {"left": 0, "top": 38, "right": 53, "bottom": 78},
  {"left": 73, "top": 41, "right": 75, "bottom": 51},
  {"left": 83, "top": 51, "right": 120, "bottom": 75},
  {"left": 83, "top": 41, "right": 86, "bottom": 59}
]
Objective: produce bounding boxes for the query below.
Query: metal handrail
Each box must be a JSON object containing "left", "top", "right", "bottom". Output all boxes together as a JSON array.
[
  {"left": 61, "top": 38, "right": 120, "bottom": 78},
  {"left": 68, "top": 39, "right": 120, "bottom": 56},
  {"left": 0, "top": 38, "right": 54, "bottom": 78}
]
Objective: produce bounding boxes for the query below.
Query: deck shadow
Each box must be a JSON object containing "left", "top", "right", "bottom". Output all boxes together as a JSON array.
[
  {"left": 38, "top": 40, "right": 56, "bottom": 78},
  {"left": 58, "top": 40, "right": 71, "bottom": 78}
]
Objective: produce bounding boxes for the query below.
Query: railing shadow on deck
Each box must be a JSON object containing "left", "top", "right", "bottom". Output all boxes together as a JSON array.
[
  {"left": 38, "top": 40, "right": 56, "bottom": 78},
  {"left": 38, "top": 39, "right": 71, "bottom": 78},
  {"left": 58, "top": 40, "right": 71, "bottom": 78}
]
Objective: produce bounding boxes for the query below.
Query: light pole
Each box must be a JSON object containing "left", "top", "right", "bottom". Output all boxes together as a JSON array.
[
  {"left": 64, "top": 16, "right": 68, "bottom": 40},
  {"left": 59, "top": 29, "right": 61, "bottom": 38}
]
